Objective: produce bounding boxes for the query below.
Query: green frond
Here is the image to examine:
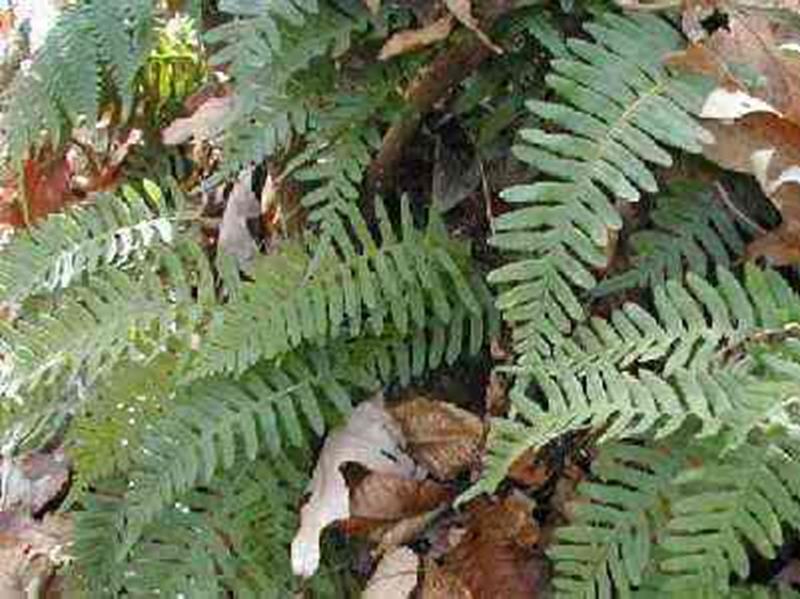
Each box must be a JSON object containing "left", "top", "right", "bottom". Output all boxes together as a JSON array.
[
  {"left": 549, "top": 441, "right": 691, "bottom": 599},
  {"left": 76, "top": 457, "right": 345, "bottom": 597},
  {"left": 0, "top": 180, "right": 177, "bottom": 305},
  {"left": 489, "top": 13, "right": 711, "bottom": 359},
  {"left": 470, "top": 266, "right": 800, "bottom": 497},
  {"left": 195, "top": 197, "right": 485, "bottom": 377},
  {"left": 0, "top": 239, "right": 215, "bottom": 400},
  {"left": 208, "top": 4, "right": 365, "bottom": 181},
  {"left": 2, "top": 1, "right": 156, "bottom": 159},
  {"left": 595, "top": 188, "right": 745, "bottom": 297},
  {"left": 659, "top": 438, "right": 800, "bottom": 595}
]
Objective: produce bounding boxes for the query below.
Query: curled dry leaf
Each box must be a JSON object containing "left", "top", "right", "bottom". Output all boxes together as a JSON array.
[
  {"left": 389, "top": 395, "right": 484, "bottom": 481},
  {"left": 443, "top": 0, "right": 502, "bottom": 55},
  {"left": 217, "top": 168, "right": 261, "bottom": 268},
  {"left": 162, "top": 95, "right": 238, "bottom": 145},
  {"left": 362, "top": 546, "right": 420, "bottom": 599},
  {"left": 292, "top": 397, "right": 424, "bottom": 578},
  {"left": 379, "top": 16, "right": 454, "bottom": 61}
]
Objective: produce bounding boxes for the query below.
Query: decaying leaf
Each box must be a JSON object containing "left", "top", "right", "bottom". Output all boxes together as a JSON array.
[
  {"left": 0, "top": 512, "right": 72, "bottom": 599},
  {"left": 349, "top": 472, "right": 454, "bottom": 522},
  {"left": 218, "top": 169, "right": 261, "bottom": 268},
  {"left": 0, "top": 449, "right": 70, "bottom": 516},
  {"left": 421, "top": 559, "right": 472, "bottom": 599},
  {"left": 292, "top": 397, "right": 424, "bottom": 578},
  {"left": 379, "top": 16, "right": 454, "bottom": 61},
  {"left": 162, "top": 95, "right": 238, "bottom": 145},
  {"left": 426, "top": 494, "right": 546, "bottom": 599},
  {"left": 443, "top": 0, "right": 502, "bottom": 54},
  {"left": 389, "top": 395, "right": 484, "bottom": 480},
  {"left": 362, "top": 546, "right": 420, "bottom": 599}
]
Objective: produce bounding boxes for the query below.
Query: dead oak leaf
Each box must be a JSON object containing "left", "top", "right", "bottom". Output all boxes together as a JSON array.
[
  {"left": 292, "top": 397, "right": 424, "bottom": 578},
  {"left": 379, "top": 16, "right": 454, "bottom": 61},
  {"left": 389, "top": 396, "right": 484, "bottom": 481},
  {"left": 443, "top": 0, "right": 502, "bottom": 55}
]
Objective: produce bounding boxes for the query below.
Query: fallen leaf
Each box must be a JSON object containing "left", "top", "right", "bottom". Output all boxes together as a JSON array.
[
  {"left": 362, "top": 0, "right": 380, "bottom": 14},
  {"left": 421, "top": 559, "right": 472, "bottom": 599},
  {"left": 508, "top": 448, "right": 552, "bottom": 491},
  {"left": 218, "top": 169, "right": 261, "bottom": 268},
  {"left": 380, "top": 16, "right": 454, "bottom": 61},
  {"left": 700, "top": 87, "right": 781, "bottom": 120},
  {"left": 362, "top": 546, "right": 419, "bottom": 599},
  {"left": 484, "top": 370, "right": 507, "bottom": 417},
  {"left": 432, "top": 494, "right": 546, "bottom": 599},
  {"left": 443, "top": 0, "right": 502, "bottom": 55},
  {"left": 389, "top": 395, "right": 484, "bottom": 480},
  {"left": 374, "top": 508, "right": 445, "bottom": 555},
  {"left": 350, "top": 472, "right": 454, "bottom": 521},
  {"left": 0, "top": 512, "right": 72, "bottom": 599},
  {"left": 162, "top": 95, "right": 238, "bottom": 145},
  {"left": 432, "top": 131, "right": 480, "bottom": 213},
  {"left": 0, "top": 449, "right": 70, "bottom": 516},
  {"left": 292, "top": 397, "right": 424, "bottom": 578}
]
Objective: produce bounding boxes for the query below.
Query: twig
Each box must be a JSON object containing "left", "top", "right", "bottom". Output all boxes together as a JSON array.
[
  {"left": 365, "top": 0, "right": 515, "bottom": 197},
  {"left": 713, "top": 181, "right": 767, "bottom": 235}
]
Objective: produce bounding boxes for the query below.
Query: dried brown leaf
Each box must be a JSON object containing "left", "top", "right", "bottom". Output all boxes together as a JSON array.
[
  {"left": 389, "top": 396, "right": 484, "bottom": 480},
  {"left": 379, "top": 16, "right": 454, "bottom": 61},
  {"left": 421, "top": 560, "right": 472, "bottom": 599},
  {"left": 350, "top": 472, "right": 454, "bottom": 521},
  {"left": 162, "top": 95, "right": 238, "bottom": 145},
  {"left": 363, "top": 547, "right": 419, "bottom": 599},
  {"left": 433, "top": 494, "right": 547, "bottom": 599},
  {"left": 292, "top": 397, "right": 423, "bottom": 578},
  {"left": 443, "top": 0, "right": 502, "bottom": 54}
]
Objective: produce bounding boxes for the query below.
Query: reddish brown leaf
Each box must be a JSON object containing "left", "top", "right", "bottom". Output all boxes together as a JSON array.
[
  {"left": 389, "top": 396, "right": 485, "bottom": 481},
  {"left": 430, "top": 494, "right": 547, "bottom": 599},
  {"left": 508, "top": 448, "right": 552, "bottom": 491},
  {"left": 350, "top": 472, "right": 454, "bottom": 522}
]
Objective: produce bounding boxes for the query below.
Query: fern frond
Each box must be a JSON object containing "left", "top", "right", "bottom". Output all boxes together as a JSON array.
[
  {"left": 489, "top": 13, "right": 711, "bottom": 360},
  {"left": 549, "top": 441, "right": 690, "bottom": 598},
  {"left": 0, "top": 180, "right": 176, "bottom": 305},
  {"left": 0, "top": 239, "right": 215, "bottom": 400},
  {"left": 195, "top": 197, "right": 484, "bottom": 377},
  {"left": 595, "top": 189, "right": 745, "bottom": 297},
  {"left": 470, "top": 266, "right": 800, "bottom": 498},
  {"left": 659, "top": 437, "right": 800, "bottom": 594},
  {"left": 2, "top": 1, "right": 156, "bottom": 159}
]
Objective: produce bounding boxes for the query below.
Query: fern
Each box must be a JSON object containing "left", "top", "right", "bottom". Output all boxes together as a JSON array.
[
  {"left": 595, "top": 188, "right": 746, "bottom": 297},
  {"left": 470, "top": 265, "right": 800, "bottom": 499},
  {"left": 0, "top": 181, "right": 177, "bottom": 305},
  {"left": 208, "top": 3, "right": 365, "bottom": 182},
  {"left": 660, "top": 436, "right": 800, "bottom": 594},
  {"left": 489, "top": 13, "right": 711, "bottom": 360},
  {"left": 195, "top": 197, "right": 484, "bottom": 377},
  {"left": 548, "top": 434, "right": 800, "bottom": 598},
  {"left": 0, "top": 239, "right": 217, "bottom": 400},
  {"left": 74, "top": 300, "right": 496, "bottom": 592},
  {"left": 2, "top": 1, "right": 156, "bottom": 160}
]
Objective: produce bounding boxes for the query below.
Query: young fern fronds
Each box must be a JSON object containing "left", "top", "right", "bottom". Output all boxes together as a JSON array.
[
  {"left": 489, "top": 13, "right": 711, "bottom": 361},
  {"left": 0, "top": 181, "right": 176, "bottom": 304},
  {"left": 195, "top": 197, "right": 484, "bottom": 377},
  {"left": 594, "top": 189, "right": 745, "bottom": 297}
]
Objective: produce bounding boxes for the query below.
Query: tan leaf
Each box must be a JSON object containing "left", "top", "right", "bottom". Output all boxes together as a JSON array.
[
  {"left": 363, "top": 547, "right": 419, "bottom": 599},
  {"left": 162, "top": 95, "right": 238, "bottom": 145},
  {"left": 291, "top": 397, "right": 424, "bottom": 578},
  {"left": 350, "top": 472, "right": 454, "bottom": 521},
  {"left": 379, "top": 16, "right": 454, "bottom": 61},
  {"left": 0, "top": 449, "right": 70, "bottom": 516},
  {"left": 443, "top": 0, "right": 502, "bottom": 54},
  {"left": 218, "top": 169, "right": 260, "bottom": 268},
  {"left": 363, "top": 0, "right": 380, "bottom": 14},
  {"left": 389, "top": 395, "right": 484, "bottom": 480}
]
